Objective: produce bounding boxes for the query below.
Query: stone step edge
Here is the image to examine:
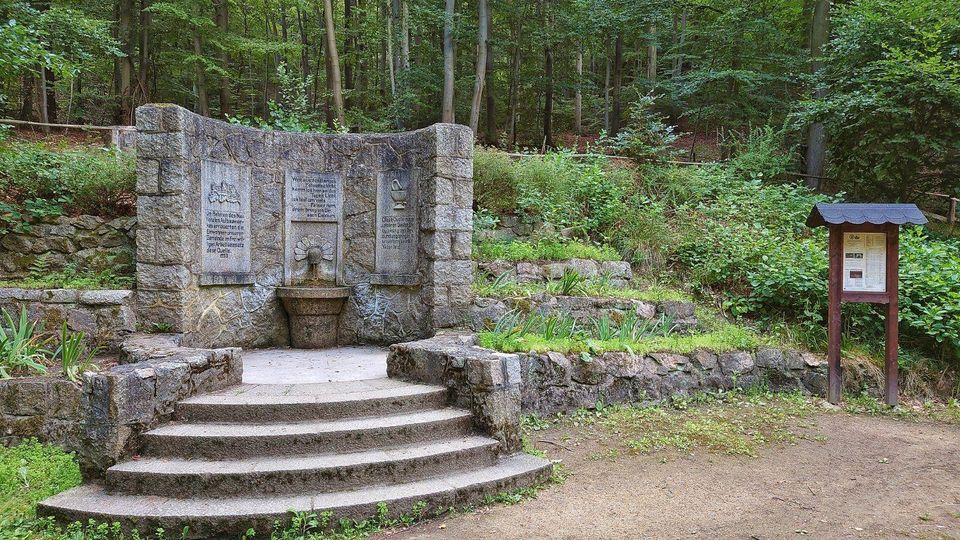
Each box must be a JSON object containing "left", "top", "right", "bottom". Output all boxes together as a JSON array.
[
  {"left": 175, "top": 386, "right": 450, "bottom": 423},
  {"left": 39, "top": 454, "right": 553, "bottom": 538},
  {"left": 112, "top": 435, "right": 498, "bottom": 477},
  {"left": 144, "top": 408, "right": 476, "bottom": 459}
]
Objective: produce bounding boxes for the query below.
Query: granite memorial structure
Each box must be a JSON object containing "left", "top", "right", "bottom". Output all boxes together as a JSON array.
[{"left": 135, "top": 104, "right": 474, "bottom": 349}]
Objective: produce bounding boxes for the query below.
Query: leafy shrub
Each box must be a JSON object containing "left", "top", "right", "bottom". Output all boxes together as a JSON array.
[
  {"left": 599, "top": 93, "right": 681, "bottom": 162},
  {"left": 472, "top": 149, "right": 631, "bottom": 239},
  {"left": 0, "top": 141, "right": 135, "bottom": 226},
  {"left": 801, "top": 0, "right": 960, "bottom": 199}
]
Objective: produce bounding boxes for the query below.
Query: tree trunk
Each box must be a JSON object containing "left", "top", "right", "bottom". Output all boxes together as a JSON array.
[
  {"left": 215, "top": 0, "right": 231, "bottom": 116},
  {"left": 192, "top": 33, "right": 210, "bottom": 116},
  {"left": 38, "top": 68, "right": 49, "bottom": 132},
  {"left": 117, "top": 0, "right": 135, "bottom": 124},
  {"left": 323, "top": 0, "right": 346, "bottom": 126},
  {"left": 507, "top": 23, "right": 520, "bottom": 150},
  {"left": 441, "top": 0, "right": 456, "bottom": 123},
  {"left": 139, "top": 0, "right": 152, "bottom": 104},
  {"left": 646, "top": 23, "right": 657, "bottom": 82},
  {"left": 574, "top": 46, "right": 582, "bottom": 135},
  {"left": 386, "top": 1, "right": 396, "bottom": 97},
  {"left": 19, "top": 75, "right": 34, "bottom": 121},
  {"left": 344, "top": 0, "right": 354, "bottom": 108},
  {"left": 611, "top": 33, "right": 624, "bottom": 136},
  {"left": 401, "top": 0, "right": 410, "bottom": 70},
  {"left": 674, "top": 9, "right": 686, "bottom": 77},
  {"left": 603, "top": 39, "right": 610, "bottom": 132},
  {"left": 356, "top": 0, "right": 368, "bottom": 109},
  {"left": 805, "top": 0, "right": 830, "bottom": 187},
  {"left": 483, "top": 4, "right": 495, "bottom": 144},
  {"left": 468, "top": 0, "right": 488, "bottom": 134}
]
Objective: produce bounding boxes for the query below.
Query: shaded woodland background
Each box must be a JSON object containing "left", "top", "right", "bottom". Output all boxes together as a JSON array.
[{"left": 1, "top": 0, "right": 958, "bottom": 199}]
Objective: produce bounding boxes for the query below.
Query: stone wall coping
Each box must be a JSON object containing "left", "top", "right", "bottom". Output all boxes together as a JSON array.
[{"left": 0, "top": 287, "right": 133, "bottom": 306}]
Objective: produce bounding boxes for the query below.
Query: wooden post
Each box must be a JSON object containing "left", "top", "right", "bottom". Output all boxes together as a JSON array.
[
  {"left": 827, "top": 225, "right": 843, "bottom": 404},
  {"left": 884, "top": 225, "right": 899, "bottom": 406},
  {"left": 949, "top": 198, "right": 957, "bottom": 228}
]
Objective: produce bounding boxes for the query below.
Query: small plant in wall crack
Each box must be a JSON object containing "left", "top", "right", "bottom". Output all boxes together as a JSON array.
[{"left": 54, "top": 322, "right": 99, "bottom": 384}]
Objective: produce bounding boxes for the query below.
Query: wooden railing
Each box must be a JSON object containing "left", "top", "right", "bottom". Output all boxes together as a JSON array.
[{"left": 918, "top": 191, "right": 958, "bottom": 227}]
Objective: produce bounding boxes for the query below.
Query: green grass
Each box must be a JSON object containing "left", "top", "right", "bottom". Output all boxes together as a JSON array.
[
  {"left": 478, "top": 321, "right": 765, "bottom": 356},
  {"left": 473, "top": 277, "right": 692, "bottom": 303},
  {"left": 0, "top": 440, "right": 81, "bottom": 523},
  {"left": 524, "top": 388, "right": 818, "bottom": 458},
  {"left": 0, "top": 270, "right": 134, "bottom": 290},
  {"left": 474, "top": 239, "right": 621, "bottom": 262}
]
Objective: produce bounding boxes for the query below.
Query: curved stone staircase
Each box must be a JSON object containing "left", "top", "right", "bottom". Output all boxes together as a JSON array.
[{"left": 39, "top": 377, "right": 552, "bottom": 538}]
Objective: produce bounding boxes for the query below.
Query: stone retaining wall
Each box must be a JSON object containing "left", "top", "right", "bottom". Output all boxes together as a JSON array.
[
  {"left": 388, "top": 333, "right": 828, "bottom": 448},
  {"left": 0, "top": 288, "right": 136, "bottom": 349},
  {"left": 468, "top": 294, "right": 698, "bottom": 333},
  {"left": 0, "top": 216, "right": 136, "bottom": 279},
  {"left": 388, "top": 332, "right": 524, "bottom": 453},
  {"left": 0, "top": 334, "right": 240, "bottom": 476},
  {"left": 477, "top": 259, "right": 633, "bottom": 286},
  {"left": 518, "top": 347, "right": 827, "bottom": 416}
]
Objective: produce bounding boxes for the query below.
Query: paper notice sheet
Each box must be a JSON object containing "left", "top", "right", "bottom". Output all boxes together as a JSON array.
[{"left": 842, "top": 232, "right": 887, "bottom": 293}]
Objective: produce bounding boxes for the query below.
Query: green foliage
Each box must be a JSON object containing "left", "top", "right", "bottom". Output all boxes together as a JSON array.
[
  {"left": 802, "top": 0, "right": 960, "bottom": 198},
  {"left": 475, "top": 309, "right": 761, "bottom": 357},
  {"left": 0, "top": 141, "right": 135, "bottom": 226},
  {"left": 0, "top": 439, "right": 81, "bottom": 522},
  {"left": 599, "top": 93, "right": 681, "bottom": 162},
  {"left": 472, "top": 149, "right": 631, "bottom": 239},
  {"left": 229, "top": 64, "right": 347, "bottom": 134},
  {"left": 639, "top": 162, "right": 960, "bottom": 366},
  {"left": 0, "top": 267, "right": 134, "bottom": 290},
  {"left": 0, "top": 307, "right": 50, "bottom": 379},
  {"left": 547, "top": 269, "right": 586, "bottom": 296},
  {"left": 473, "top": 239, "right": 620, "bottom": 262},
  {"left": 54, "top": 322, "right": 98, "bottom": 383}
]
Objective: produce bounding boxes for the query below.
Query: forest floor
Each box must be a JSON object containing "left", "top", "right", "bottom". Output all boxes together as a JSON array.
[{"left": 384, "top": 410, "right": 960, "bottom": 540}]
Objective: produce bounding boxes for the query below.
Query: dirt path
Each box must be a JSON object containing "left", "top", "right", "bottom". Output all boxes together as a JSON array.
[{"left": 385, "top": 413, "right": 960, "bottom": 539}]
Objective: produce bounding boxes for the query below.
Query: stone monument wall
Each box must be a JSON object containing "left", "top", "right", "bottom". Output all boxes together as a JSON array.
[{"left": 135, "top": 104, "right": 473, "bottom": 349}]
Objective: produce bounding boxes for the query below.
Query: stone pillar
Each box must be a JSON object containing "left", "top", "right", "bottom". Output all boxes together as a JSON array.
[
  {"left": 134, "top": 105, "right": 193, "bottom": 332},
  {"left": 422, "top": 124, "right": 474, "bottom": 330}
]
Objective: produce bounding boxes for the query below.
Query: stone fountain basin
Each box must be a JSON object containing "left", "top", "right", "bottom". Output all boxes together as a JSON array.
[{"left": 276, "top": 287, "right": 351, "bottom": 348}]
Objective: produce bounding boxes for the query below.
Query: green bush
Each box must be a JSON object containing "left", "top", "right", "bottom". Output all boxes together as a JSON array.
[
  {"left": 472, "top": 148, "right": 631, "bottom": 240},
  {"left": 0, "top": 141, "right": 135, "bottom": 226}
]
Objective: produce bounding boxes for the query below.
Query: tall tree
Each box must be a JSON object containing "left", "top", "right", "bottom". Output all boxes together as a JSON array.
[
  {"left": 322, "top": 0, "right": 346, "bottom": 126},
  {"left": 610, "top": 33, "right": 624, "bottom": 136},
  {"left": 805, "top": 0, "right": 830, "bottom": 187},
  {"left": 646, "top": 22, "right": 657, "bottom": 82},
  {"left": 468, "top": 0, "right": 488, "bottom": 134},
  {"left": 574, "top": 45, "right": 582, "bottom": 135},
  {"left": 483, "top": 4, "right": 495, "bottom": 143},
  {"left": 214, "top": 0, "right": 231, "bottom": 117},
  {"left": 441, "top": 0, "right": 455, "bottom": 123},
  {"left": 541, "top": 0, "right": 553, "bottom": 148}
]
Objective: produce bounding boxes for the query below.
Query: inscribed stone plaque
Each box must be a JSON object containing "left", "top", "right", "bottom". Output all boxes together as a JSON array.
[
  {"left": 201, "top": 160, "right": 252, "bottom": 285},
  {"left": 286, "top": 170, "right": 342, "bottom": 222},
  {"left": 375, "top": 169, "right": 418, "bottom": 276}
]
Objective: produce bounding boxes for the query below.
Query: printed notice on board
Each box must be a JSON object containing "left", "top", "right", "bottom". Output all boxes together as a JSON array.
[{"left": 842, "top": 233, "right": 886, "bottom": 293}]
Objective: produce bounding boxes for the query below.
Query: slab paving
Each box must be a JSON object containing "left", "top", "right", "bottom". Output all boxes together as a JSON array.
[{"left": 242, "top": 346, "right": 389, "bottom": 384}]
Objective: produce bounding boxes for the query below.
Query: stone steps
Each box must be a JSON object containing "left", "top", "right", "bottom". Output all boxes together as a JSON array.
[
  {"left": 39, "top": 454, "right": 551, "bottom": 539},
  {"left": 108, "top": 436, "right": 500, "bottom": 498},
  {"left": 38, "top": 377, "right": 552, "bottom": 537},
  {"left": 176, "top": 382, "right": 449, "bottom": 423},
  {"left": 144, "top": 408, "right": 475, "bottom": 459}
]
